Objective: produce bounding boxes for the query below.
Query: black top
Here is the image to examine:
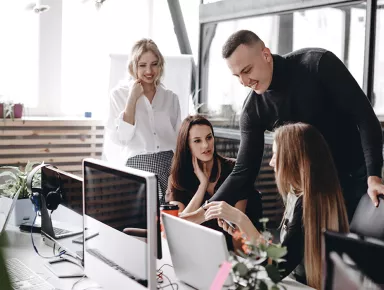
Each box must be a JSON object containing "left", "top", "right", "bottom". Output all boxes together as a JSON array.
[
  {"left": 279, "top": 196, "right": 305, "bottom": 282},
  {"left": 165, "top": 155, "right": 236, "bottom": 207},
  {"left": 211, "top": 48, "right": 383, "bottom": 205},
  {"left": 165, "top": 156, "right": 239, "bottom": 250}
]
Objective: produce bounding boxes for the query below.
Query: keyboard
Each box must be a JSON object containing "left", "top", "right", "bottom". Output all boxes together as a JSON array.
[
  {"left": 53, "top": 227, "right": 70, "bottom": 236},
  {"left": 5, "top": 258, "right": 55, "bottom": 290},
  {"left": 86, "top": 248, "right": 148, "bottom": 287},
  {"left": 50, "top": 227, "right": 82, "bottom": 239}
]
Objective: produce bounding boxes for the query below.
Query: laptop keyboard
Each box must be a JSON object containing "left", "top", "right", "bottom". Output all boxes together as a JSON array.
[
  {"left": 52, "top": 227, "right": 70, "bottom": 236},
  {"left": 86, "top": 248, "right": 148, "bottom": 287},
  {"left": 5, "top": 258, "right": 55, "bottom": 290}
]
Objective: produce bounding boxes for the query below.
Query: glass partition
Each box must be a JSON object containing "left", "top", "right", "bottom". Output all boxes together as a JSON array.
[
  {"left": 202, "top": 3, "right": 366, "bottom": 129},
  {"left": 373, "top": 1, "right": 384, "bottom": 114}
]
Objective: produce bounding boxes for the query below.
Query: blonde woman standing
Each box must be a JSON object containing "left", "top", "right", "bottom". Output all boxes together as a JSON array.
[
  {"left": 204, "top": 123, "right": 349, "bottom": 289},
  {"left": 106, "top": 39, "right": 181, "bottom": 202}
]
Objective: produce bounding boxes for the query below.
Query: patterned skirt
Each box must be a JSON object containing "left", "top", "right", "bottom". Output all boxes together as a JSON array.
[{"left": 126, "top": 150, "right": 174, "bottom": 204}]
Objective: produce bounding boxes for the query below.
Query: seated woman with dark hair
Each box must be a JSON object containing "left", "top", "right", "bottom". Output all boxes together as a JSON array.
[{"left": 165, "top": 115, "right": 261, "bottom": 250}]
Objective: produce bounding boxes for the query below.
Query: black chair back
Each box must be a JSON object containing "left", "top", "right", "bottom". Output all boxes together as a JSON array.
[
  {"left": 323, "top": 230, "right": 384, "bottom": 288},
  {"left": 350, "top": 195, "right": 384, "bottom": 240}
]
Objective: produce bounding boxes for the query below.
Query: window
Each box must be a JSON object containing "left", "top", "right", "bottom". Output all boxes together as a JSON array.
[
  {"left": 61, "top": 0, "right": 199, "bottom": 118},
  {"left": 61, "top": 0, "right": 151, "bottom": 117},
  {"left": 0, "top": 2, "right": 38, "bottom": 107},
  {"left": 203, "top": 4, "right": 366, "bottom": 129},
  {"left": 179, "top": 0, "right": 200, "bottom": 63},
  {"left": 373, "top": 1, "right": 384, "bottom": 115},
  {"left": 206, "top": 15, "right": 279, "bottom": 128}
]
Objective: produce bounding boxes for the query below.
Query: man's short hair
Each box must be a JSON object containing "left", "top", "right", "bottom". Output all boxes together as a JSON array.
[{"left": 222, "top": 30, "right": 262, "bottom": 59}]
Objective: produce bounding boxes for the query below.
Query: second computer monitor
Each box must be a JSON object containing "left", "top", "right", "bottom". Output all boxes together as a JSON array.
[{"left": 83, "top": 158, "right": 159, "bottom": 290}]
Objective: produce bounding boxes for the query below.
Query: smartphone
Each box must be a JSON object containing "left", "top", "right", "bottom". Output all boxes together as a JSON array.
[{"left": 220, "top": 219, "right": 236, "bottom": 230}]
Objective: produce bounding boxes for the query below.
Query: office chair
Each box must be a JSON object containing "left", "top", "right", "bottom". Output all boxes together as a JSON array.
[
  {"left": 324, "top": 251, "right": 381, "bottom": 290},
  {"left": 350, "top": 194, "right": 384, "bottom": 240},
  {"left": 322, "top": 230, "right": 384, "bottom": 288}
]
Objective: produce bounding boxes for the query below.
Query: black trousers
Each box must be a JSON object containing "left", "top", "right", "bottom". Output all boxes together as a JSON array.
[{"left": 339, "top": 164, "right": 368, "bottom": 222}]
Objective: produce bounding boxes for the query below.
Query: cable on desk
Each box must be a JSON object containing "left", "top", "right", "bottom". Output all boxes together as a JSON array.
[
  {"left": 30, "top": 212, "right": 66, "bottom": 259},
  {"left": 157, "top": 264, "right": 178, "bottom": 290},
  {"left": 157, "top": 272, "right": 178, "bottom": 290},
  {"left": 157, "top": 263, "right": 174, "bottom": 272},
  {"left": 71, "top": 274, "right": 86, "bottom": 290},
  {"left": 71, "top": 274, "right": 103, "bottom": 290}
]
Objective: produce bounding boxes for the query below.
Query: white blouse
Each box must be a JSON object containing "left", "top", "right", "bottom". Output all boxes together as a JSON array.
[{"left": 105, "top": 81, "right": 181, "bottom": 164}]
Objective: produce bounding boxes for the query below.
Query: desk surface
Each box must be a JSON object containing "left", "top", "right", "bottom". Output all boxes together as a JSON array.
[{"left": 1, "top": 225, "right": 313, "bottom": 290}]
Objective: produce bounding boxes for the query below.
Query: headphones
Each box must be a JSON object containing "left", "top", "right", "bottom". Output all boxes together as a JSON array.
[{"left": 27, "top": 164, "right": 62, "bottom": 212}]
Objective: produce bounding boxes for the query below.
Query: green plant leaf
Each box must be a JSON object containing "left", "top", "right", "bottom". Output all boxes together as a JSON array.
[
  {"left": 0, "top": 161, "right": 43, "bottom": 199},
  {"left": 265, "top": 264, "right": 281, "bottom": 284},
  {"left": 233, "top": 262, "right": 249, "bottom": 276},
  {"left": 271, "top": 285, "right": 280, "bottom": 290},
  {"left": 266, "top": 246, "right": 287, "bottom": 260},
  {"left": 25, "top": 161, "right": 42, "bottom": 174},
  {"left": 258, "top": 280, "right": 268, "bottom": 290},
  {"left": 236, "top": 250, "right": 249, "bottom": 259},
  {"left": 258, "top": 243, "right": 267, "bottom": 252},
  {"left": 0, "top": 171, "right": 18, "bottom": 181}
]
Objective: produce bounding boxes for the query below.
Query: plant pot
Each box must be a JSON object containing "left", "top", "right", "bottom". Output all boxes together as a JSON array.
[
  {"left": 0, "top": 103, "right": 24, "bottom": 119},
  {"left": 8, "top": 199, "right": 36, "bottom": 226},
  {"left": 13, "top": 104, "right": 23, "bottom": 118}
]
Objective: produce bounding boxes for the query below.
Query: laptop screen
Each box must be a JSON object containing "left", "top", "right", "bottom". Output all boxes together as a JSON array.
[
  {"left": 0, "top": 188, "right": 20, "bottom": 235},
  {"left": 41, "top": 167, "right": 84, "bottom": 262},
  {"left": 83, "top": 158, "right": 158, "bottom": 290}
]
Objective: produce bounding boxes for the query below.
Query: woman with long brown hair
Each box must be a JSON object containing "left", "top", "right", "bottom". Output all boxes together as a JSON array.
[
  {"left": 166, "top": 115, "right": 262, "bottom": 250},
  {"left": 204, "top": 123, "right": 349, "bottom": 289}
]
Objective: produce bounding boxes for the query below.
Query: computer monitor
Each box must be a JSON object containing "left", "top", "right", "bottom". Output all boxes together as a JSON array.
[
  {"left": 83, "top": 158, "right": 158, "bottom": 290},
  {"left": 40, "top": 166, "right": 86, "bottom": 277},
  {"left": 323, "top": 230, "right": 384, "bottom": 287}
]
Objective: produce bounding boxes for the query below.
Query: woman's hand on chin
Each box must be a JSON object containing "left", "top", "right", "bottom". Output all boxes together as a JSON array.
[{"left": 192, "top": 156, "right": 209, "bottom": 186}]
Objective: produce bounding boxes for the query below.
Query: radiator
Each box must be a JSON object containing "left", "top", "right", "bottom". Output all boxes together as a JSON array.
[{"left": 0, "top": 118, "right": 104, "bottom": 175}]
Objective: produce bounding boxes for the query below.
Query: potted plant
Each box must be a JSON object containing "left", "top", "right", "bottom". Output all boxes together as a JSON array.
[
  {"left": 229, "top": 218, "right": 288, "bottom": 290},
  {"left": 189, "top": 89, "right": 204, "bottom": 115},
  {"left": 0, "top": 101, "right": 24, "bottom": 120},
  {"left": 0, "top": 161, "right": 43, "bottom": 226}
]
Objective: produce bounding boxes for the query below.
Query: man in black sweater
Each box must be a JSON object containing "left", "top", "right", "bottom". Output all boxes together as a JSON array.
[{"left": 187, "top": 30, "right": 384, "bottom": 223}]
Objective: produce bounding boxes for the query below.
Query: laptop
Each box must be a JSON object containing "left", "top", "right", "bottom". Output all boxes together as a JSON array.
[
  {"left": 40, "top": 166, "right": 84, "bottom": 240},
  {"left": 0, "top": 188, "right": 21, "bottom": 235},
  {"left": 162, "top": 213, "right": 234, "bottom": 289}
]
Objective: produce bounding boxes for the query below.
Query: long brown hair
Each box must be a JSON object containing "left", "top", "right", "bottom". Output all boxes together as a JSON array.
[
  {"left": 274, "top": 123, "right": 349, "bottom": 290},
  {"left": 128, "top": 38, "right": 165, "bottom": 86},
  {"left": 169, "top": 115, "right": 219, "bottom": 195}
]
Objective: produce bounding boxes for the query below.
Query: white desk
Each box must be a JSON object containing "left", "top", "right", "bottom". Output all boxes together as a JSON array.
[{"left": 1, "top": 224, "right": 313, "bottom": 290}]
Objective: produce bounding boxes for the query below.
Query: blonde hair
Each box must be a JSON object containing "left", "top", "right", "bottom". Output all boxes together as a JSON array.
[
  {"left": 128, "top": 38, "right": 165, "bottom": 86},
  {"left": 274, "top": 123, "right": 349, "bottom": 290}
]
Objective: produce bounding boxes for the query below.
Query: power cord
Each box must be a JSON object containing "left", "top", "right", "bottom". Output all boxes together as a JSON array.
[
  {"left": 30, "top": 212, "right": 66, "bottom": 259},
  {"left": 71, "top": 274, "right": 103, "bottom": 290},
  {"left": 157, "top": 264, "right": 178, "bottom": 290},
  {"left": 158, "top": 272, "right": 178, "bottom": 290},
  {"left": 157, "top": 263, "right": 174, "bottom": 271}
]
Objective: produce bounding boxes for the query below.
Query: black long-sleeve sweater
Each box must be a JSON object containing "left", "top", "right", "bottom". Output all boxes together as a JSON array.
[{"left": 211, "top": 48, "right": 383, "bottom": 205}]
